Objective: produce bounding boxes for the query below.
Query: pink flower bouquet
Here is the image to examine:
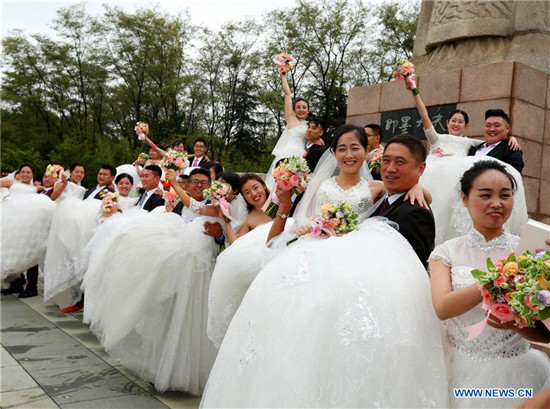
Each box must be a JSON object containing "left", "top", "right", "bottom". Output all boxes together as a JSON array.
[
  {"left": 203, "top": 180, "right": 235, "bottom": 222},
  {"left": 369, "top": 153, "right": 382, "bottom": 175},
  {"left": 468, "top": 250, "right": 550, "bottom": 336},
  {"left": 99, "top": 190, "right": 121, "bottom": 215},
  {"left": 163, "top": 149, "right": 188, "bottom": 171},
  {"left": 45, "top": 164, "right": 65, "bottom": 179},
  {"left": 134, "top": 122, "right": 149, "bottom": 141},
  {"left": 263, "top": 155, "right": 310, "bottom": 218},
  {"left": 273, "top": 52, "right": 295, "bottom": 74},
  {"left": 163, "top": 188, "right": 178, "bottom": 207},
  {"left": 393, "top": 60, "right": 419, "bottom": 95}
]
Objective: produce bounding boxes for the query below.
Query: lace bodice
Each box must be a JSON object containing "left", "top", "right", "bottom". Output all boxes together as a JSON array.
[
  {"left": 430, "top": 228, "right": 529, "bottom": 360},
  {"left": 314, "top": 177, "right": 373, "bottom": 222},
  {"left": 118, "top": 196, "right": 138, "bottom": 210},
  {"left": 425, "top": 127, "right": 483, "bottom": 156},
  {"left": 55, "top": 181, "right": 86, "bottom": 201},
  {"left": 180, "top": 198, "right": 205, "bottom": 222},
  {"left": 271, "top": 121, "right": 307, "bottom": 159}
]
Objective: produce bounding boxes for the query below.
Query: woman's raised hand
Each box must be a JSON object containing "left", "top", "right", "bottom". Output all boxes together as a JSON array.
[
  {"left": 404, "top": 184, "right": 429, "bottom": 209},
  {"left": 296, "top": 224, "right": 313, "bottom": 237},
  {"left": 166, "top": 169, "right": 177, "bottom": 183}
]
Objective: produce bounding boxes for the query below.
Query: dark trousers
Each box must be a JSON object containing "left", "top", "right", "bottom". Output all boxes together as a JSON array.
[{"left": 26, "top": 265, "right": 39, "bottom": 291}]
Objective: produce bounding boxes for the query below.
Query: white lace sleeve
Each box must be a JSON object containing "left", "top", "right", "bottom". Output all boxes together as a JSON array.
[
  {"left": 424, "top": 126, "right": 440, "bottom": 146},
  {"left": 429, "top": 241, "right": 452, "bottom": 267},
  {"left": 188, "top": 197, "right": 205, "bottom": 214}
]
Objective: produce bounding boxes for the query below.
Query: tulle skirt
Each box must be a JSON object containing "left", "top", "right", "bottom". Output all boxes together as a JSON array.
[
  {"left": 43, "top": 197, "right": 101, "bottom": 307},
  {"left": 420, "top": 155, "right": 528, "bottom": 246},
  {"left": 207, "top": 222, "right": 273, "bottom": 348},
  {"left": 84, "top": 211, "right": 219, "bottom": 394},
  {"left": 447, "top": 346, "right": 549, "bottom": 408},
  {"left": 201, "top": 218, "right": 449, "bottom": 408},
  {"left": 1, "top": 193, "right": 56, "bottom": 283}
]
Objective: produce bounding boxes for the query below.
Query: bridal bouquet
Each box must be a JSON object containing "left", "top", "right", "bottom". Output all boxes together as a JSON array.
[
  {"left": 163, "top": 149, "right": 188, "bottom": 171},
  {"left": 393, "top": 60, "right": 419, "bottom": 95},
  {"left": 263, "top": 155, "right": 310, "bottom": 218},
  {"left": 138, "top": 152, "right": 149, "bottom": 162},
  {"left": 287, "top": 201, "right": 359, "bottom": 245},
  {"left": 163, "top": 188, "right": 178, "bottom": 207},
  {"left": 203, "top": 180, "right": 235, "bottom": 222},
  {"left": 99, "top": 190, "right": 122, "bottom": 215},
  {"left": 273, "top": 52, "right": 295, "bottom": 74},
  {"left": 369, "top": 153, "right": 382, "bottom": 175},
  {"left": 45, "top": 164, "right": 65, "bottom": 179},
  {"left": 134, "top": 122, "right": 149, "bottom": 141},
  {"left": 467, "top": 250, "right": 550, "bottom": 337}
]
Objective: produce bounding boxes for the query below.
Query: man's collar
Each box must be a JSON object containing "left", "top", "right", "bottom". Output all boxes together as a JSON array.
[{"left": 387, "top": 192, "right": 406, "bottom": 205}]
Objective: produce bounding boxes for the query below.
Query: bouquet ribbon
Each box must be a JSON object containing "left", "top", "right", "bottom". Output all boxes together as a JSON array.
[
  {"left": 217, "top": 198, "right": 234, "bottom": 222},
  {"left": 462, "top": 304, "right": 492, "bottom": 341},
  {"left": 261, "top": 185, "right": 281, "bottom": 213}
]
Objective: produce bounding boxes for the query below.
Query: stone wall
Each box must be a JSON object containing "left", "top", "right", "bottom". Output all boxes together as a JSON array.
[{"left": 346, "top": 61, "right": 549, "bottom": 223}]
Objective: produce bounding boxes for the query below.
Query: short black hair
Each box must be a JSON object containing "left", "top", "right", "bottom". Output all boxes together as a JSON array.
[
  {"left": 69, "top": 162, "right": 86, "bottom": 173},
  {"left": 189, "top": 167, "right": 211, "bottom": 182},
  {"left": 194, "top": 138, "right": 207, "bottom": 147},
  {"left": 18, "top": 163, "right": 35, "bottom": 175},
  {"left": 100, "top": 164, "right": 117, "bottom": 177},
  {"left": 330, "top": 124, "right": 368, "bottom": 152},
  {"left": 203, "top": 161, "right": 224, "bottom": 177},
  {"left": 448, "top": 110, "right": 469, "bottom": 124},
  {"left": 308, "top": 117, "right": 326, "bottom": 132},
  {"left": 364, "top": 123, "right": 382, "bottom": 136},
  {"left": 460, "top": 160, "right": 517, "bottom": 196},
  {"left": 178, "top": 174, "right": 189, "bottom": 181},
  {"left": 144, "top": 164, "right": 162, "bottom": 178},
  {"left": 485, "top": 109, "right": 509, "bottom": 123},
  {"left": 216, "top": 171, "right": 241, "bottom": 193},
  {"left": 384, "top": 134, "right": 427, "bottom": 164},
  {"left": 115, "top": 173, "right": 133, "bottom": 185}
]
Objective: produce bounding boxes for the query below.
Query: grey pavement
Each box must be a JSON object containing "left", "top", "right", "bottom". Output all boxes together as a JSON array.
[{"left": 0, "top": 285, "right": 200, "bottom": 409}]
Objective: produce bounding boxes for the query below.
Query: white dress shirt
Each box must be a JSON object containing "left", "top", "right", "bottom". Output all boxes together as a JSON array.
[{"left": 474, "top": 140, "right": 503, "bottom": 157}]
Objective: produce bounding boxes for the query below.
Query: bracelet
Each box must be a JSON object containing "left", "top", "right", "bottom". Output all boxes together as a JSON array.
[
  {"left": 412, "top": 88, "right": 420, "bottom": 96},
  {"left": 276, "top": 210, "right": 288, "bottom": 219}
]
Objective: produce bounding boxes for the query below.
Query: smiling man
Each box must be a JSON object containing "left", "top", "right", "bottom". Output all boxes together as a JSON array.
[
  {"left": 467, "top": 109, "right": 524, "bottom": 173},
  {"left": 372, "top": 134, "right": 435, "bottom": 269}
]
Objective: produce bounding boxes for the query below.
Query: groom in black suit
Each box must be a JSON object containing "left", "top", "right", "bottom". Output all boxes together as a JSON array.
[
  {"left": 83, "top": 164, "right": 116, "bottom": 200},
  {"left": 467, "top": 109, "right": 524, "bottom": 173},
  {"left": 135, "top": 165, "right": 165, "bottom": 211},
  {"left": 372, "top": 135, "right": 435, "bottom": 269}
]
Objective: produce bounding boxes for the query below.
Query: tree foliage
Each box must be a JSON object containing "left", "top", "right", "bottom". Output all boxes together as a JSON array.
[{"left": 1, "top": 0, "right": 419, "bottom": 179}]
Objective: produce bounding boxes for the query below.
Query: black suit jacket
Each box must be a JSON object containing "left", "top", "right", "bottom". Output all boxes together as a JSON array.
[
  {"left": 372, "top": 193, "right": 435, "bottom": 269},
  {"left": 305, "top": 144, "right": 324, "bottom": 173},
  {"left": 467, "top": 141, "right": 524, "bottom": 173},
  {"left": 187, "top": 156, "right": 208, "bottom": 167},
  {"left": 136, "top": 192, "right": 165, "bottom": 212},
  {"left": 83, "top": 186, "right": 115, "bottom": 200}
]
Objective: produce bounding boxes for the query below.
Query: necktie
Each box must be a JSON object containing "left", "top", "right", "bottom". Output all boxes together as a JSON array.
[
  {"left": 137, "top": 192, "right": 147, "bottom": 207},
  {"left": 193, "top": 157, "right": 199, "bottom": 167},
  {"left": 378, "top": 198, "right": 390, "bottom": 215}
]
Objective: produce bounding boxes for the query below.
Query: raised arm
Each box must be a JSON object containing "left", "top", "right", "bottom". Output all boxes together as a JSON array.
[
  {"left": 282, "top": 74, "right": 301, "bottom": 130},
  {"left": 0, "top": 179, "right": 14, "bottom": 188},
  {"left": 266, "top": 186, "right": 293, "bottom": 243},
  {"left": 165, "top": 169, "right": 192, "bottom": 208},
  {"left": 145, "top": 135, "right": 168, "bottom": 157},
  {"left": 50, "top": 174, "right": 68, "bottom": 201},
  {"left": 430, "top": 258, "right": 483, "bottom": 320}
]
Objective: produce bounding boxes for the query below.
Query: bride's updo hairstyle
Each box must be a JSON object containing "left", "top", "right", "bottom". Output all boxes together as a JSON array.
[
  {"left": 329, "top": 124, "right": 368, "bottom": 152},
  {"left": 18, "top": 163, "right": 35, "bottom": 175},
  {"left": 216, "top": 171, "right": 241, "bottom": 195},
  {"left": 460, "top": 160, "right": 517, "bottom": 197},
  {"left": 447, "top": 109, "right": 469, "bottom": 124},
  {"left": 293, "top": 98, "right": 309, "bottom": 111},
  {"left": 69, "top": 162, "right": 86, "bottom": 173},
  {"left": 115, "top": 173, "right": 133, "bottom": 186},
  {"left": 239, "top": 173, "right": 269, "bottom": 210}
]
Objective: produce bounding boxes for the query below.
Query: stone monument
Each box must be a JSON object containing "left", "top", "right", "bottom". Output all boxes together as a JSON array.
[{"left": 346, "top": 0, "right": 550, "bottom": 223}]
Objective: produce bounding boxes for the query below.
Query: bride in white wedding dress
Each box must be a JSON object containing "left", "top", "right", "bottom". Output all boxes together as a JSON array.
[
  {"left": 430, "top": 160, "right": 549, "bottom": 408},
  {"left": 201, "top": 125, "right": 448, "bottom": 408},
  {"left": 265, "top": 72, "right": 309, "bottom": 189}
]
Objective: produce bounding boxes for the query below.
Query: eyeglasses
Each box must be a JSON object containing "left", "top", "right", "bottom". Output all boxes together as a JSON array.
[{"left": 189, "top": 179, "right": 210, "bottom": 187}]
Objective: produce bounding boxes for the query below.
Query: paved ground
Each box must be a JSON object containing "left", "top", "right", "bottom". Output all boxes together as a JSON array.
[{"left": 0, "top": 285, "right": 200, "bottom": 409}]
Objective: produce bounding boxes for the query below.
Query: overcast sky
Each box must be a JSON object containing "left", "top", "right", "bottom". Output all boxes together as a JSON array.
[{"left": 1, "top": 0, "right": 302, "bottom": 38}]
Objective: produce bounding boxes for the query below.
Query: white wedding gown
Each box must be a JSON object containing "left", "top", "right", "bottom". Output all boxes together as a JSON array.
[
  {"left": 201, "top": 177, "right": 448, "bottom": 408},
  {"left": 43, "top": 182, "right": 101, "bottom": 308},
  {"left": 83, "top": 199, "right": 241, "bottom": 394},
  {"left": 207, "top": 221, "right": 274, "bottom": 348},
  {"left": 419, "top": 129, "right": 527, "bottom": 246},
  {"left": 265, "top": 121, "right": 307, "bottom": 189},
  {"left": 430, "top": 228, "right": 550, "bottom": 408},
  {"left": 1, "top": 183, "right": 56, "bottom": 283}
]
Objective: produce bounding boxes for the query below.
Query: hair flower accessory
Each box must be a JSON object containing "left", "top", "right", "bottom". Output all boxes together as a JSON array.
[
  {"left": 273, "top": 53, "right": 295, "bottom": 74},
  {"left": 134, "top": 122, "right": 149, "bottom": 141}
]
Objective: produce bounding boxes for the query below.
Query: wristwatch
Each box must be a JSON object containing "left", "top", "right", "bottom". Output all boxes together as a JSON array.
[{"left": 277, "top": 211, "right": 288, "bottom": 219}]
